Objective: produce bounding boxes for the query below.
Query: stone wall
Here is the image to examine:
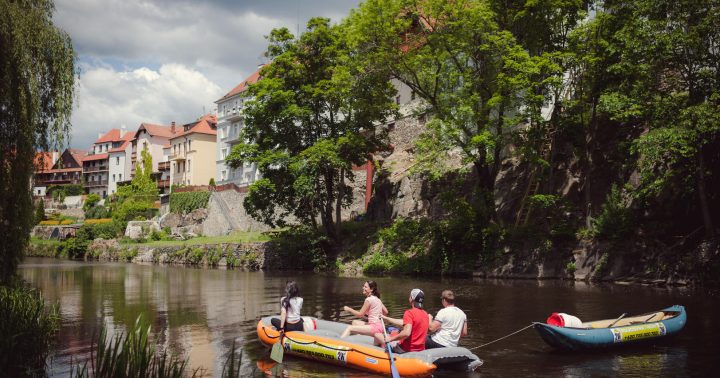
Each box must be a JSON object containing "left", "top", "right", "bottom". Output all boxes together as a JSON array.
[
  {"left": 85, "top": 238, "right": 284, "bottom": 270},
  {"left": 202, "top": 190, "right": 273, "bottom": 236},
  {"left": 32, "top": 225, "right": 81, "bottom": 240}
]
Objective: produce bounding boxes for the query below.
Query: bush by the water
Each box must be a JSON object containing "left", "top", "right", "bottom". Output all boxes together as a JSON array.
[
  {"left": 58, "top": 222, "right": 124, "bottom": 258},
  {"left": 169, "top": 191, "right": 211, "bottom": 214},
  {"left": 0, "top": 283, "right": 60, "bottom": 376},
  {"left": 272, "top": 225, "right": 330, "bottom": 270}
]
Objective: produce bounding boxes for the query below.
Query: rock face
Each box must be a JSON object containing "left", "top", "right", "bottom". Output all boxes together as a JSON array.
[
  {"left": 201, "top": 190, "right": 273, "bottom": 236},
  {"left": 125, "top": 221, "right": 161, "bottom": 240},
  {"left": 32, "top": 225, "right": 80, "bottom": 240},
  {"left": 159, "top": 208, "right": 207, "bottom": 236}
]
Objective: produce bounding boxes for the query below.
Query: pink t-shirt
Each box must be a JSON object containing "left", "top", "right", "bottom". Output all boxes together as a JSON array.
[{"left": 365, "top": 295, "right": 383, "bottom": 325}]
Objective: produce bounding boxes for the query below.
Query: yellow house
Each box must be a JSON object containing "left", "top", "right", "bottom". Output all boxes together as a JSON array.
[{"left": 169, "top": 114, "right": 217, "bottom": 188}]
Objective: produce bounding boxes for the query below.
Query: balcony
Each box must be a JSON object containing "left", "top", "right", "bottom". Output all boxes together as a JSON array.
[
  {"left": 156, "top": 179, "right": 170, "bottom": 188},
  {"left": 170, "top": 152, "right": 187, "bottom": 161},
  {"left": 158, "top": 161, "right": 170, "bottom": 171},
  {"left": 84, "top": 166, "right": 108, "bottom": 173},
  {"left": 225, "top": 108, "right": 242, "bottom": 121},
  {"left": 85, "top": 180, "right": 108, "bottom": 188}
]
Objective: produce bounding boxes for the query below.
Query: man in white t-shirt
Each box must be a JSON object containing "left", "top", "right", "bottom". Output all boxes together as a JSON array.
[{"left": 425, "top": 290, "right": 468, "bottom": 348}]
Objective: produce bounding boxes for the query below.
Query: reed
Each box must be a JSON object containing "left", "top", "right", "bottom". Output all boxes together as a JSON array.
[
  {"left": 0, "top": 283, "right": 60, "bottom": 376},
  {"left": 73, "top": 314, "right": 196, "bottom": 378}
]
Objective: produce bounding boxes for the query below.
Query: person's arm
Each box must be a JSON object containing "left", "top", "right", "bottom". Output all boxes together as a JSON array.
[
  {"left": 382, "top": 315, "right": 404, "bottom": 327},
  {"left": 461, "top": 320, "right": 468, "bottom": 337},
  {"left": 388, "top": 323, "right": 412, "bottom": 342},
  {"left": 429, "top": 319, "right": 442, "bottom": 333},
  {"left": 381, "top": 305, "right": 388, "bottom": 316},
  {"left": 279, "top": 306, "right": 287, "bottom": 330},
  {"left": 344, "top": 299, "right": 370, "bottom": 319}
]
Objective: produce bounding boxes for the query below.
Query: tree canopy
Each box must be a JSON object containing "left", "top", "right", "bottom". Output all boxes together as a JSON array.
[
  {"left": 226, "top": 17, "right": 396, "bottom": 244},
  {"left": 0, "top": 0, "right": 75, "bottom": 283}
]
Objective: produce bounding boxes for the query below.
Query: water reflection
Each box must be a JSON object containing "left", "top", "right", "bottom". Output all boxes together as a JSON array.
[{"left": 19, "top": 258, "right": 717, "bottom": 377}]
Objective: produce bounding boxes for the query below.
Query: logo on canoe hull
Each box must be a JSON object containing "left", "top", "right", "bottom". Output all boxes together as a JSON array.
[
  {"left": 611, "top": 323, "right": 667, "bottom": 343},
  {"left": 283, "top": 338, "right": 350, "bottom": 364}
]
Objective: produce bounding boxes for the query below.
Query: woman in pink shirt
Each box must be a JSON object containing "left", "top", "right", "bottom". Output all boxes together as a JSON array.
[{"left": 340, "top": 280, "right": 388, "bottom": 345}]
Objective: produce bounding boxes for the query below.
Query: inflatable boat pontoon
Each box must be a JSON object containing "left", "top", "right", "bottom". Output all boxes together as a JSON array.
[{"left": 257, "top": 316, "right": 483, "bottom": 376}]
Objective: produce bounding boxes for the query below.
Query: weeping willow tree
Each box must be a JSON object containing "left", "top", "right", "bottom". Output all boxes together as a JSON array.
[{"left": 0, "top": 0, "right": 75, "bottom": 283}]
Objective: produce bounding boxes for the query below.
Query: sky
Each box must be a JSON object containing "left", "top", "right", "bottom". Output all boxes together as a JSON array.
[{"left": 54, "top": 0, "right": 361, "bottom": 149}]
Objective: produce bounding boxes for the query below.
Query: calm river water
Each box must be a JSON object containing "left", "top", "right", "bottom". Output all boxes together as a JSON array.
[{"left": 19, "top": 257, "right": 720, "bottom": 377}]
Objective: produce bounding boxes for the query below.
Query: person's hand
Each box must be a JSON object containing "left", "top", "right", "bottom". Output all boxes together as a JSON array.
[{"left": 343, "top": 306, "right": 351, "bottom": 312}]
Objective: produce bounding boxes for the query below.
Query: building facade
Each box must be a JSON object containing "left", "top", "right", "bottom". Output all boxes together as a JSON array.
[
  {"left": 169, "top": 114, "right": 217, "bottom": 187},
  {"left": 215, "top": 67, "right": 263, "bottom": 186},
  {"left": 108, "top": 129, "right": 135, "bottom": 195}
]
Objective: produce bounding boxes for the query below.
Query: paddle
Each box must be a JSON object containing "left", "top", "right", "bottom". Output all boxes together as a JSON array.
[
  {"left": 381, "top": 318, "right": 401, "bottom": 378},
  {"left": 270, "top": 331, "right": 284, "bottom": 363},
  {"left": 608, "top": 313, "right": 627, "bottom": 328}
]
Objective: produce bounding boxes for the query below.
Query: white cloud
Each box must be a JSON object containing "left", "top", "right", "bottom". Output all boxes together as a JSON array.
[{"left": 71, "top": 63, "right": 223, "bottom": 148}]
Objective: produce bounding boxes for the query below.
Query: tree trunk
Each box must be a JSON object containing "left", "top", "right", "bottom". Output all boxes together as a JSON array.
[
  {"left": 697, "top": 152, "right": 715, "bottom": 237},
  {"left": 322, "top": 170, "right": 337, "bottom": 241},
  {"left": 584, "top": 98, "right": 598, "bottom": 229},
  {"left": 335, "top": 168, "right": 345, "bottom": 237}
]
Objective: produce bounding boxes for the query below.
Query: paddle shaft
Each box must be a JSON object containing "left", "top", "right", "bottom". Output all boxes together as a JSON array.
[
  {"left": 381, "top": 318, "right": 401, "bottom": 378},
  {"left": 608, "top": 313, "right": 627, "bottom": 327}
]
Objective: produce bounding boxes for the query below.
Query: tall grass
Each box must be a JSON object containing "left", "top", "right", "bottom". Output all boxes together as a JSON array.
[
  {"left": 73, "top": 315, "right": 197, "bottom": 378},
  {"left": 0, "top": 283, "right": 60, "bottom": 376}
]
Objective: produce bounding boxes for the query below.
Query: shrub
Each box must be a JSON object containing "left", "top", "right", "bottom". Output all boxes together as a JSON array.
[
  {"left": 207, "top": 247, "right": 222, "bottom": 266},
  {"left": 83, "top": 193, "right": 101, "bottom": 211},
  {"left": 169, "top": 191, "right": 211, "bottom": 214},
  {"left": 0, "top": 283, "right": 60, "bottom": 376},
  {"left": 209, "top": 178, "right": 216, "bottom": 186},
  {"left": 85, "top": 205, "right": 110, "bottom": 219},
  {"left": 272, "top": 225, "right": 329, "bottom": 270},
  {"left": 592, "top": 185, "right": 634, "bottom": 241},
  {"left": 113, "top": 200, "right": 157, "bottom": 229},
  {"left": 47, "top": 184, "right": 83, "bottom": 198}
]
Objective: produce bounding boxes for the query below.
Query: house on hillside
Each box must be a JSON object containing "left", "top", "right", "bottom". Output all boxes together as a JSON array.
[
  {"left": 214, "top": 66, "right": 263, "bottom": 187},
  {"left": 107, "top": 129, "right": 135, "bottom": 195},
  {"left": 33, "top": 149, "right": 84, "bottom": 197},
  {"left": 32, "top": 151, "right": 59, "bottom": 197},
  {"left": 130, "top": 122, "right": 179, "bottom": 193},
  {"left": 169, "top": 114, "right": 217, "bottom": 187}
]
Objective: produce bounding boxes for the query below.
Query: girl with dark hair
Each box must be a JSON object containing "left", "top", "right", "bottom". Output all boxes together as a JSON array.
[
  {"left": 271, "top": 281, "right": 304, "bottom": 332},
  {"left": 340, "top": 281, "right": 387, "bottom": 344}
]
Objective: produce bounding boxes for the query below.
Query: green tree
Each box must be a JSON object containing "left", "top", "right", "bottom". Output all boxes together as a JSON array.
[
  {"left": 112, "top": 146, "right": 158, "bottom": 228},
  {"left": 0, "top": 0, "right": 75, "bottom": 283},
  {"left": 227, "top": 17, "right": 396, "bottom": 245},
  {"left": 34, "top": 200, "right": 45, "bottom": 225},
  {"left": 347, "top": 0, "right": 562, "bottom": 222}
]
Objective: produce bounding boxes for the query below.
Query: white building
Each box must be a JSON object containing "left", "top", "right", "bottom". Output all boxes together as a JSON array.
[
  {"left": 131, "top": 122, "right": 178, "bottom": 193},
  {"left": 107, "top": 129, "right": 135, "bottom": 195},
  {"left": 215, "top": 67, "right": 263, "bottom": 186}
]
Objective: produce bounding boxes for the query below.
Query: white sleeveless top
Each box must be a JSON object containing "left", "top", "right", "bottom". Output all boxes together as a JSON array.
[{"left": 281, "top": 296, "right": 303, "bottom": 323}]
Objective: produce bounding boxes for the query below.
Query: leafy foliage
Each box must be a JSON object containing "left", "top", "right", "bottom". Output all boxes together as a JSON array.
[
  {"left": 0, "top": 282, "right": 60, "bottom": 376},
  {"left": 34, "top": 200, "right": 45, "bottom": 225},
  {"left": 84, "top": 193, "right": 101, "bottom": 211},
  {"left": 169, "top": 192, "right": 211, "bottom": 214},
  {"left": 227, "top": 17, "right": 396, "bottom": 245},
  {"left": 0, "top": 0, "right": 75, "bottom": 283}
]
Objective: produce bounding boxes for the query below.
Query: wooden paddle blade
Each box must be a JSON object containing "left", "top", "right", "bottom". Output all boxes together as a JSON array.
[{"left": 270, "top": 341, "right": 284, "bottom": 363}]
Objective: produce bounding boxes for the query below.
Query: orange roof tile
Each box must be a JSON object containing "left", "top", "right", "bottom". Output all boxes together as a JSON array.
[
  {"left": 94, "top": 129, "right": 121, "bottom": 144},
  {"left": 170, "top": 114, "right": 217, "bottom": 140},
  {"left": 138, "top": 123, "right": 176, "bottom": 138},
  {"left": 83, "top": 153, "right": 108, "bottom": 162},
  {"left": 34, "top": 152, "right": 55, "bottom": 172},
  {"left": 218, "top": 65, "right": 265, "bottom": 102},
  {"left": 108, "top": 131, "right": 136, "bottom": 153},
  {"left": 68, "top": 149, "right": 86, "bottom": 165}
]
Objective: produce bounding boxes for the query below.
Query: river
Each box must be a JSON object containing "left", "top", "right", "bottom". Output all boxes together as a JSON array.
[{"left": 19, "top": 257, "right": 719, "bottom": 377}]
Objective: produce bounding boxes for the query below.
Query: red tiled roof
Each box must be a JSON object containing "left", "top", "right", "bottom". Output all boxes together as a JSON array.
[
  {"left": 34, "top": 152, "right": 55, "bottom": 172},
  {"left": 170, "top": 114, "right": 217, "bottom": 139},
  {"left": 218, "top": 65, "right": 265, "bottom": 102},
  {"left": 94, "top": 129, "right": 121, "bottom": 144},
  {"left": 83, "top": 153, "right": 108, "bottom": 162},
  {"left": 138, "top": 123, "right": 176, "bottom": 138},
  {"left": 68, "top": 149, "right": 86, "bottom": 166},
  {"left": 108, "top": 131, "right": 136, "bottom": 153}
]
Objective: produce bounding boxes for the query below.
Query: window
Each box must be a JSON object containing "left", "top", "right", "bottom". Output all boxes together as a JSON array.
[
  {"left": 183, "top": 141, "right": 187, "bottom": 152},
  {"left": 219, "top": 128, "right": 224, "bottom": 139},
  {"left": 116, "top": 156, "right": 120, "bottom": 165},
  {"left": 187, "top": 159, "right": 191, "bottom": 172},
  {"left": 188, "top": 140, "right": 191, "bottom": 150},
  {"left": 222, "top": 148, "right": 228, "bottom": 159},
  {"left": 112, "top": 174, "right": 116, "bottom": 182},
  {"left": 221, "top": 170, "right": 227, "bottom": 180},
  {"left": 119, "top": 174, "right": 122, "bottom": 181}
]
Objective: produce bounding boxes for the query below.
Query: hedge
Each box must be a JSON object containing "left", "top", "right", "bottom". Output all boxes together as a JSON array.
[
  {"left": 39, "top": 220, "right": 73, "bottom": 225},
  {"left": 47, "top": 184, "right": 83, "bottom": 197},
  {"left": 169, "top": 191, "right": 211, "bottom": 214},
  {"left": 84, "top": 218, "right": 113, "bottom": 224}
]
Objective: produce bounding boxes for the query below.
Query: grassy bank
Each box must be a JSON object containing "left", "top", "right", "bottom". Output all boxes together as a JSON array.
[{"left": 118, "top": 231, "right": 271, "bottom": 248}]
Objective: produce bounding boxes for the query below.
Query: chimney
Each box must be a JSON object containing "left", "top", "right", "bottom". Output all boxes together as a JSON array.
[
  {"left": 171, "top": 121, "right": 176, "bottom": 134},
  {"left": 120, "top": 124, "right": 127, "bottom": 138}
]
